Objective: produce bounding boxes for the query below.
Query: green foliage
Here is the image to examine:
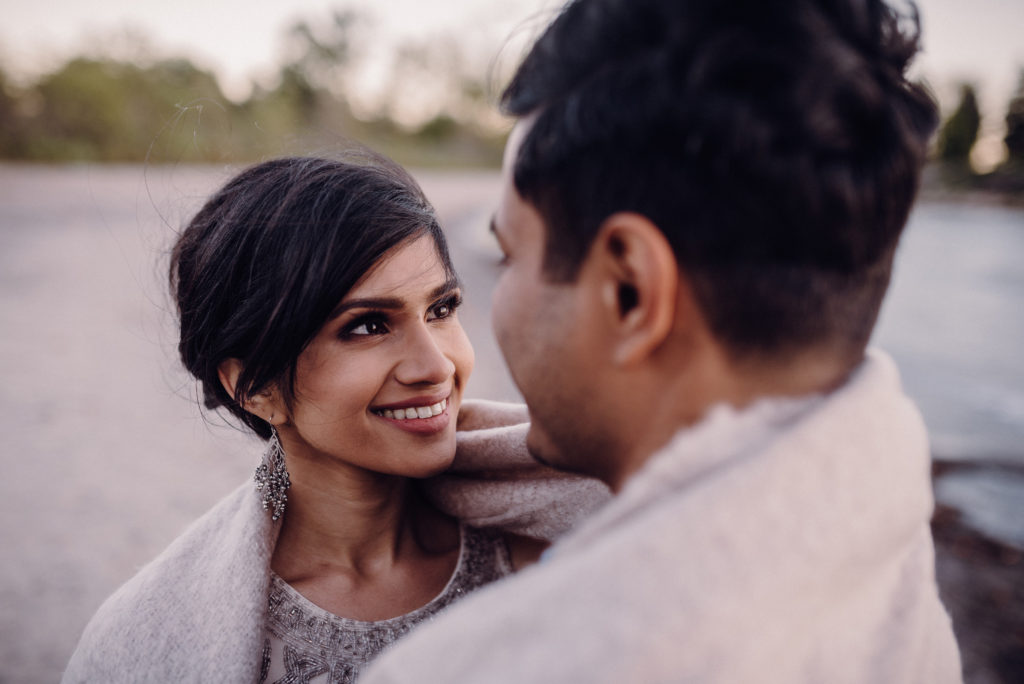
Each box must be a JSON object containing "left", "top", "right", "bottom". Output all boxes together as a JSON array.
[
  {"left": 936, "top": 84, "right": 981, "bottom": 164},
  {"left": 0, "top": 11, "right": 505, "bottom": 167},
  {"left": 1004, "top": 70, "right": 1024, "bottom": 163},
  {"left": 417, "top": 114, "right": 460, "bottom": 143},
  {"left": 0, "top": 66, "right": 20, "bottom": 157},
  {"left": 15, "top": 57, "right": 239, "bottom": 162}
]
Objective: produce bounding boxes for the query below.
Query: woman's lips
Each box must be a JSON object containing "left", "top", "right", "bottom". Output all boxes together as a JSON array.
[
  {"left": 374, "top": 397, "right": 448, "bottom": 420},
  {"left": 372, "top": 397, "right": 452, "bottom": 435}
]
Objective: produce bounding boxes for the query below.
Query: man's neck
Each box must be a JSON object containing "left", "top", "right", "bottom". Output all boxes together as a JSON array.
[{"left": 606, "top": 345, "right": 860, "bottom": 492}]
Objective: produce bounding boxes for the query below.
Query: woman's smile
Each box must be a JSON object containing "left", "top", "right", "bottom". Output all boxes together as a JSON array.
[
  {"left": 372, "top": 395, "right": 451, "bottom": 435},
  {"left": 368, "top": 397, "right": 448, "bottom": 436}
]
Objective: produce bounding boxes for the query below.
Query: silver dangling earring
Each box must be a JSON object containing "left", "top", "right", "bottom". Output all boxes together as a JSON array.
[{"left": 254, "top": 425, "right": 290, "bottom": 521}]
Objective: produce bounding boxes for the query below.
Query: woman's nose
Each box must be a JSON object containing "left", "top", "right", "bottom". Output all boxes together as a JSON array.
[{"left": 394, "top": 323, "right": 456, "bottom": 386}]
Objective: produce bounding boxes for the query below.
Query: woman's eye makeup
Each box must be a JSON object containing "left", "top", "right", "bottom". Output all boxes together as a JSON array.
[
  {"left": 337, "top": 291, "right": 462, "bottom": 338},
  {"left": 340, "top": 313, "right": 390, "bottom": 338},
  {"left": 429, "top": 293, "right": 463, "bottom": 320}
]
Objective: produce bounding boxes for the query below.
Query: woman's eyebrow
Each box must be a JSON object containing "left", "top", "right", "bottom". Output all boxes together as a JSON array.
[
  {"left": 330, "top": 278, "right": 461, "bottom": 319},
  {"left": 332, "top": 297, "right": 404, "bottom": 317},
  {"left": 430, "top": 277, "right": 461, "bottom": 300}
]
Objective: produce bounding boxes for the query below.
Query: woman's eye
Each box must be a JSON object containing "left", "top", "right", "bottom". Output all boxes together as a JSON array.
[
  {"left": 344, "top": 317, "right": 389, "bottom": 337},
  {"left": 430, "top": 295, "right": 462, "bottom": 321}
]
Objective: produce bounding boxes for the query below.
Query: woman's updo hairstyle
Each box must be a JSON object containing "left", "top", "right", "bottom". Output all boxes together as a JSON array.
[{"left": 170, "top": 154, "right": 453, "bottom": 439}]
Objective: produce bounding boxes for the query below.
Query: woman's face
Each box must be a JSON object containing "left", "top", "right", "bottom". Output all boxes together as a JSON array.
[{"left": 278, "top": 234, "right": 474, "bottom": 479}]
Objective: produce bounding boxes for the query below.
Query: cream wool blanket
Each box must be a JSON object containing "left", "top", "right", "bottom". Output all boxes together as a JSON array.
[
  {"left": 61, "top": 401, "right": 609, "bottom": 683},
  {"left": 363, "top": 350, "right": 962, "bottom": 683}
]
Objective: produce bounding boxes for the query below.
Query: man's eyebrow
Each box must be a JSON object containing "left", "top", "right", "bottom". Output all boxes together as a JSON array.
[
  {"left": 489, "top": 216, "right": 499, "bottom": 237},
  {"left": 489, "top": 217, "right": 507, "bottom": 250},
  {"left": 329, "top": 278, "right": 461, "bottom": 319}
]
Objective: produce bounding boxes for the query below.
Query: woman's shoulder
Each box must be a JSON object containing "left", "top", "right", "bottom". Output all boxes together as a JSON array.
[
  {"left": 103, "top": 481, "right": 266, "bottom": 601},
  {"left": 62, "top": 482, "right": 276, "bottom": 683}
]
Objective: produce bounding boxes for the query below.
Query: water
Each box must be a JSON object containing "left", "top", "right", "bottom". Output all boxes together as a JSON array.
[
  {"left": 933, "top": 467, "right": 1024, "bottom": 549},
  {"left": 874, "top": 201, "right": 1024, "bottom": 465},
  {"left": 0, "top": 165, "right": 1022, "bottom": 681},
  {"left": 871, "top": 200, "right": 1024, "bottom": 557}
]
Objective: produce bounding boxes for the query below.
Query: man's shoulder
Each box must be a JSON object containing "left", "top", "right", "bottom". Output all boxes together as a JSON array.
[{"left": 362, "top": 519, "right": 673, "bottom": 683}]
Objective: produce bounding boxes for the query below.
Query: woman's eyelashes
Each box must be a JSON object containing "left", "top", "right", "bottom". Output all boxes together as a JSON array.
[
  {"left": 429, "top": 293, "right": 463, "bottom": 321},
  {"left": 341, "top": 313, "right": 390, "bottom": 338},
  {"left": 338, "top": 294, "right": 462, "bottom": 339}
]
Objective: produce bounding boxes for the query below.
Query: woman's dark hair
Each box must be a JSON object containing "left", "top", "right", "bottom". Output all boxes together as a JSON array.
[
  {"left": 502, "top": 0, "right": 938, "bottom": 361},
  {"left": 170, "top": 154, "right": 453, "bottom": 439}
]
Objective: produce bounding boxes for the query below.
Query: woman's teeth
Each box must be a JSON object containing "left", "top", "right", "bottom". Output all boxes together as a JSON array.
[{"left": 376, "top": 398, "right": 447, "bottom": 420}]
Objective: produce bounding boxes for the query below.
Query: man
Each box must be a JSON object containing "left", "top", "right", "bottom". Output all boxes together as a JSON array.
[{"left": 364, "top": 0, "right": 961, "bottom": 681}]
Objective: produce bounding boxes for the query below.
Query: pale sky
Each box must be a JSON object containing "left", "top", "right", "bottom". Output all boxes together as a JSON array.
[{"left": 1, "top": 0, "right": 1021, "bottom": 166}]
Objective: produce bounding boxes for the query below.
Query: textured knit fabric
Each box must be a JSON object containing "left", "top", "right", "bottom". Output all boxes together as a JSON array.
[
  {"left": 361, "top": 350, "right": 963, "bottom": 684},
  {"left": 63, "top": 481, "right": 276, "bottom": 683},
  {"left": 426, "top": 399, "right": 612, "bottom": 540},
  {"left": 260, "top": 526, "right": 512, "bottom": 684},
  {"left": 61, "top": 401, "right": 607, "bottom": 684}
]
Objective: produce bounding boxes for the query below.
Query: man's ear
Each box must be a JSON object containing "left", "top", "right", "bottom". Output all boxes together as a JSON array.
[
  {"left": 592, "top": 212, "right": 679, "bottom": 366},
  {"left": 217, "top": 358, "right": 286, "bottom": 425}
]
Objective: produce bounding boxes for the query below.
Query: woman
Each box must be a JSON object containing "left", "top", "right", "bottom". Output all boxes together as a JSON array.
[{"left": 62, "top": 154, "right": 606, "bottom": 683}]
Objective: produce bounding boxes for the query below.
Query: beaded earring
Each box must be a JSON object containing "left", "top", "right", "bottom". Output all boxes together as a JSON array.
[{"left": 254, "top": 425, "right": 290, "bottom": 521}]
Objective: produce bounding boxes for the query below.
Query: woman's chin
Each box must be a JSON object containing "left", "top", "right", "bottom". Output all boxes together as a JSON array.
[{"left": 405, "top": 447, "right": 457, "bottom": 480}]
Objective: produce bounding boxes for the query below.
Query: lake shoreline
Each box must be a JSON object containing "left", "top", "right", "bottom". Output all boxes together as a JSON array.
[
  {"left": 931, "top": 501, "right": 1024, "bottom": 682},
  {"left": 919, "top": 187, "right": 1024, "bottom": 209},
  {"left": 2, "top": 160, "right": 1024, "bottom": 207},
  {"left": 929, "top": 456, "right": 1024, "bottom": 682}
]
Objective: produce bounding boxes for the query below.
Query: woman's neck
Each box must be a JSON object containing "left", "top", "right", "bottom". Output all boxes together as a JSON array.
[
  {"left": 266, "top": 435, "right": 462, "bottom": 621},
  {"left": 272, "top": 460, "right": 413, "bottom": 578}
]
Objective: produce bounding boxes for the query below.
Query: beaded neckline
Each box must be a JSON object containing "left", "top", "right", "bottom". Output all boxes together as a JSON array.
[
  {"left": 260, "top": 525, "right": 513, "bottom": 684},
  {"left": 268, "top": 524, "right": 470, "bottom": 628}
]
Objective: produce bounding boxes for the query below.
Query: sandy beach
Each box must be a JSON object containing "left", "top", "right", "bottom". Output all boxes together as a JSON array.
[{"left": 1, "top": 164, "right": 1021, "bottom": 682}]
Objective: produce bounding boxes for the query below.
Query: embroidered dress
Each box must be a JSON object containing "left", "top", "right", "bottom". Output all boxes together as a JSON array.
[{"left": 260, "top": 525, "right": 512, "bottom": 684}]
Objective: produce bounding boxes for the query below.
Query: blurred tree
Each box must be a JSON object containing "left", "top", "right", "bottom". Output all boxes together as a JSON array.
[
  {"left": 417, "top": 114, "right": 459, "bottom": 143},
  {"left": 133, "top": 59, "right": 241, "bottom": 162},
  {"left": 30, "top": 58, "right": 127, "bottom": 160},
  {"left": 936, "top": 83, "right": 981, "bottom": 165},
  {"left": 282, "top": 10, "right": 358, "bottom": 91},
  {"left": 0, "top": 66, "right": 19, "bottom": 156},
  {"left": 26, "top": 57, "right": 235, "bottom": 162},
  {"left": 0, "top": 8, "right": 504, "bottom": 168},
  {"left": 980, "top": 69, "right": 1024, "bottom": 195},
  {"left": 251, "top": 65, "right": 320, "bottom": 129},
  {"left": 241, "top": 9, "right": 363, "bottom": 150},
  {"left": 1004, "top": 70, "right": 1024, "bottom": 163}
]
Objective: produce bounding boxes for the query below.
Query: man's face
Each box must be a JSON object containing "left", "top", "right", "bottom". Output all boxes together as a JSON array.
[{"left": 490, "top": 120, "right": 609, "bottom": 476}]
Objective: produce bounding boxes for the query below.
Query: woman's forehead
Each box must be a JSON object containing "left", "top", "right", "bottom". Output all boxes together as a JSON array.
[{"left": 347, "top": 235, "right": 451, "bottom": 300}]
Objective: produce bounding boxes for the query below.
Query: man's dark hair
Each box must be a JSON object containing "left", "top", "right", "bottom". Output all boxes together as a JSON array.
[
  {"left": 170, "top": 154, "right": 453, "bottom": 439},
  {"left": 502, "top": 0, "right": 938, "bottom": 360}
]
